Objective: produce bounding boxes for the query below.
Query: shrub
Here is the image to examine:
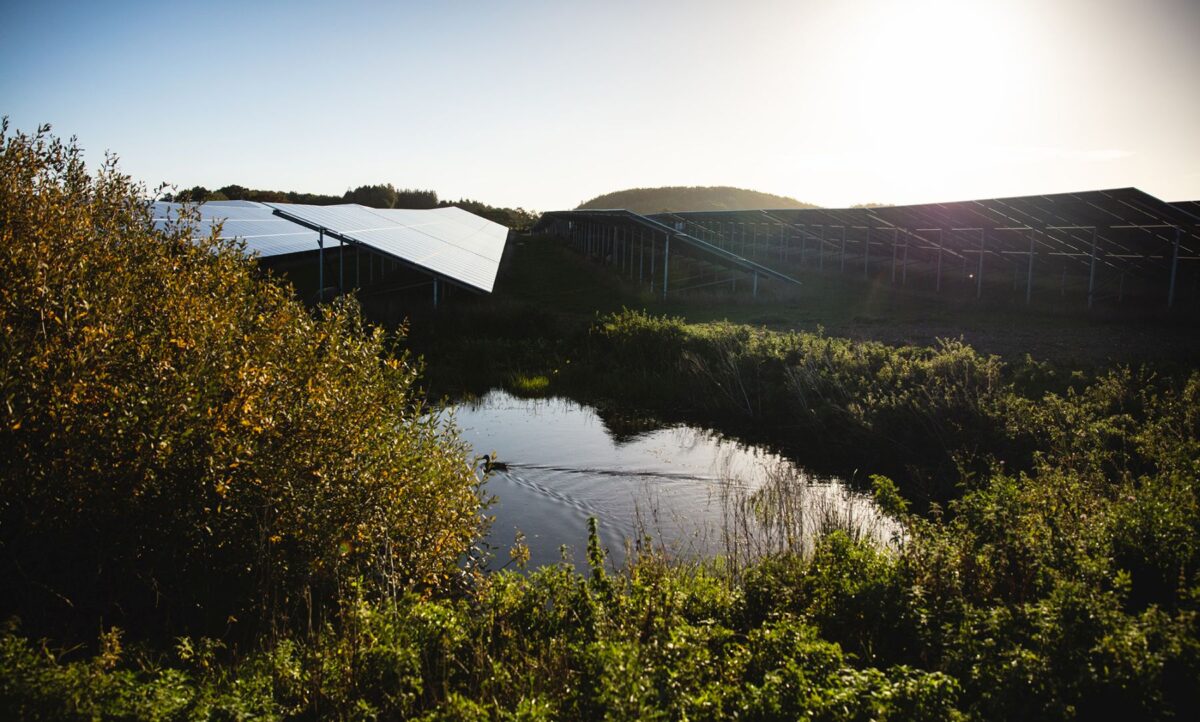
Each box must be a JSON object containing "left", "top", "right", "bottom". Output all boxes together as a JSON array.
[{"left": 0, "top": 123, "right": 483, "bottom": 642}]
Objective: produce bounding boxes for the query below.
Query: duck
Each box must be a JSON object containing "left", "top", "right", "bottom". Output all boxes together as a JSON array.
[{"left": 480, "top": 454, "right": 509, "bottom": 472}]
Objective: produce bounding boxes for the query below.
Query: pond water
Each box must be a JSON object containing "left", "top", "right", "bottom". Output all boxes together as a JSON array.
[{"left": 454, "top": 390, "right": 897, "bottom": 571}]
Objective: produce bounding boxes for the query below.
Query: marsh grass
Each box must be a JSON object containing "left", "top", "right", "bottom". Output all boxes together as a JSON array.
[
  {"left": 505, "top": 372, "right": 551, "bottom": 396},
  {"left": 716, "top": 457, "right": 899, "bottom": 579}
]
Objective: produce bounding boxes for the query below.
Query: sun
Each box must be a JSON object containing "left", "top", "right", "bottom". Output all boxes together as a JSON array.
[{"left": 841, "top": 1, "right": 1037, "bottom": 148}]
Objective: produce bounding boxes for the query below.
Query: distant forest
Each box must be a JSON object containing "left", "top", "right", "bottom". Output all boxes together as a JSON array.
[
  {"left": 578, "top": 186, "right": 819, "bottom": 214},
  {"left": 165, "top": 183, "right": 537, "bottom": 231}
]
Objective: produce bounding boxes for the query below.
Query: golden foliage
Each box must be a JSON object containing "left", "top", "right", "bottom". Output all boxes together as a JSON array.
[{"left": 0, "top": 122, "right": 483, "bottom": 640}]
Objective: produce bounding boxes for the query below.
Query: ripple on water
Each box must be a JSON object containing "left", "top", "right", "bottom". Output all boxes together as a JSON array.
[{"left": 454, "top": 390, "right": 897, "bottom": 570}]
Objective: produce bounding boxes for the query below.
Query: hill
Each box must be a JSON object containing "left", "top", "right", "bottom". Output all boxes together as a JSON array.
[{"left": 577, "top": 185, "right": 818, "bottom": 213}]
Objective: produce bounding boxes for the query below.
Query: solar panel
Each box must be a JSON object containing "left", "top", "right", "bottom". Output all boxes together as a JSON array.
[
  {"left": 265, "top": 203, "right": 508, "bottom": 293},
  {"left": 1173, "top": 201, "right": 1200, "bottom": 222},
  {"left": 372, "top": 207, "right": 508, "bottom": 261},
  {"left": 152, "top": 201, "right": 325, "bottom": 257}
]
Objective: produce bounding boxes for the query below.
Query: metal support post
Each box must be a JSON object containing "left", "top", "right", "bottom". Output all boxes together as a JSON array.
[
  {"left": 432, "top": 278, "right": 439, "bottom": 309},
  {"left": 935, "top": 229, "right": 942, "bottom": 292},
  {"left": 662, "top": 232, "right": 670, "bottom": 299},
  {"left": 1168, "top": 226, "right": 1181, "bottom": 309},
  {"left": 840, "top": 226, "right": 847, "bottom": 272},
  {"left": 864, "top": 226, "right": 870, "bottom": 279},
  {"left": 650, "top": 229, "right": 657, "bottom": 291},
  {"left": 639, "top": 230, "right": 644, "bottom": 283},
  {"left": 977, "top": 228, "right": 985, "bottom": 299},
  {"left": 339, "top": 237, "right": 344, "bottom": 294},
  {"left": 1087, "top": 226, "right": 1098, "bottom": 309},
  {"left": 1026, "top": 228, "right": 1035, "bottom": 305},
  {"left": 891, "top": 228, "right": 898, "bottom": 284},
  {"left": 317, "top": 229, "right": 325, "bottom": 301},
  {"left": 819, "top": 226, "right": 826, "bottom": 272},
  {"left": 753, "top": 271, "right": 758, "bottom": 299}
]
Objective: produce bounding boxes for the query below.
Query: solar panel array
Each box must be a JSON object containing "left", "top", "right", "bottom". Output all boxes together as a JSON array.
[
  {"left": 153, "top": 201, "right": 510, "bottom": 293},
  {"left": 536, "top": 187, "right": 1200, "bottom": 307}
]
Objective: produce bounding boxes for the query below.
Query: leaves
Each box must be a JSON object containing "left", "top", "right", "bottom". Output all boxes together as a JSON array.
[{"left": 0, "top": 124, "right": 483, "bottom": 641}]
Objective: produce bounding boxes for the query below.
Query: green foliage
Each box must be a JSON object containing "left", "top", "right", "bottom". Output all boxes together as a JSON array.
[
  {"left": 0, "top": 123, "right": 483, "bottom": 641},
  {"left": 343, "top": 183, "right": 438, "bottom": 209},
  {"left": 506, "top": 372, "right": 551, "bottom": 397},
  {"left": 580, "top": 310, "right": 1010, "bottom": 501},
  {"left": 441, "top": 198, "right": 538, "bottom": 231},
  {"left": 0, "top": 621, "right": 281, "bottom": 720},
  {"left": 1, "top": 551, "right": 968, "bottom": 720},
  {"left": 871, "top": 474, "right": 910, "bottom": 517}
]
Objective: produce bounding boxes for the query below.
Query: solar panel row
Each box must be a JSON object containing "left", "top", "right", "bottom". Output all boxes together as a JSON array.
[
  {"left": 650, "top": 188, "right": 1197, "bottom": 235},
  {"left": 151, "top": 201, "right": 510, "bottom": 293},
  {"left": 536, "top": 187, "right": 1199, "bottom": 308},
  {"left": 630, "top": 187, "right": 1200, "bottom": 269}
]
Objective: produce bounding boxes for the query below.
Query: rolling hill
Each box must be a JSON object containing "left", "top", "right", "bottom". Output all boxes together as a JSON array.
[{"left": 577, "top": 186, "right": 818, "bottom": 214}]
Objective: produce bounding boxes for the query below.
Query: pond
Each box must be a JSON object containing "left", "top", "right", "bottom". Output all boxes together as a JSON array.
[{"left": 454, "top": 390, "right": 898, "bottom": 571}]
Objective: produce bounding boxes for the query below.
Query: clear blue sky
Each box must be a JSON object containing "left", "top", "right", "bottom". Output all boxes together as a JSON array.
[{"left": 3, "top": 0, "right": 1198, "bottom": 211}]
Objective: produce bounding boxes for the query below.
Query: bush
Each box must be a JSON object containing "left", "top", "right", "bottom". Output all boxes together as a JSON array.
[{"left": 0, "top": 123, "right": 483, "bottom": 642}]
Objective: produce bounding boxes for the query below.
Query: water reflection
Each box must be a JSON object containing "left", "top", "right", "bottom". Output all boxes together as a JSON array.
[{"left": 454, "top": 390, "right": 896, "bottom": 571}]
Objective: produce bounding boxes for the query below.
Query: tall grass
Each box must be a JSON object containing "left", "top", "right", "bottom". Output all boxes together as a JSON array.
[
  {"left": 717, "top": 459, "right": 900, "bottom": 579},
  {"left": 572, "top": 310, "right": 1011, "bottom": 503}
]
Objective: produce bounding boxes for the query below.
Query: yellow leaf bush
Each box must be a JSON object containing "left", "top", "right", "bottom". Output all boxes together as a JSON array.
[{"left": 0, "top": 123, "right": 482, "bottom": 643}]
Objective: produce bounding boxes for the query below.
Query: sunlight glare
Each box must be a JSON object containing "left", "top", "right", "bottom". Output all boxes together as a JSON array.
[{"left": 839, "top": 0, "right": 1038, "bottom": 165}]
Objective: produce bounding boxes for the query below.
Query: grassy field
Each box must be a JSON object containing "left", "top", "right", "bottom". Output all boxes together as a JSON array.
[{"left": 470, "top": 235, "right": 1200, "bottom": 368}]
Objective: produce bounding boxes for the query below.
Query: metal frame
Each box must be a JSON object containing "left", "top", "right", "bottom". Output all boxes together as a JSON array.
[{"left": 538, "top": 188, "right": 1199, "bottom": 310}]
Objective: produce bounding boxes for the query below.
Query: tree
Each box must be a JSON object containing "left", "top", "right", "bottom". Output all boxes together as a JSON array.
[
  {"left": 217, "top": 183, "right": 251, "bottom": 200},
  {"left": 344, "top": 183, "right": 400, "bottom": 208}
]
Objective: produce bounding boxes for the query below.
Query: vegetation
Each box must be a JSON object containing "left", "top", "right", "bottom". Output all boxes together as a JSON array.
[
  {"left": 578, "top": 186, "right": 817, "bottom": 214},
  {"left": 2, "top": 125, "right": 1197, "bottom": 719},
  {"left": 169, "top": 182, "right": 538, "bottom": 231},
  {"left": 0, "top": 123, "right": 483, "bottom": 645}
]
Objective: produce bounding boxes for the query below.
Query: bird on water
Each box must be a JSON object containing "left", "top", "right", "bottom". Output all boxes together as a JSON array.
[{"left": 481, "top": 454, "right": 509, "bottom": 472}]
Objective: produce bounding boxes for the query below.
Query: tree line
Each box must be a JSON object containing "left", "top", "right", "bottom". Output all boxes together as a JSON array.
[{"left": 166, "top": 182, "right": 538, "bottom": 230}]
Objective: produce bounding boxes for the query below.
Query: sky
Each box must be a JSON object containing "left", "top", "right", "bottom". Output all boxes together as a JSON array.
[{"left": 2, "top": 0, "right": 1198, "bottom": 211}]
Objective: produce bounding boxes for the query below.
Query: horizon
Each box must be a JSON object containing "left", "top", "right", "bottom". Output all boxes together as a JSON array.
[{"left": 2, "top": 0, "right": 1198, "bottom": 211}]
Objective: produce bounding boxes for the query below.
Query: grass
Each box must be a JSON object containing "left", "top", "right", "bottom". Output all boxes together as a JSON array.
[
  {"left": 506, "top": 372, "right": 551, "bottom": 396},
  {"left": 477, "top": 235, "right": 1200, "bottom": 368}
]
